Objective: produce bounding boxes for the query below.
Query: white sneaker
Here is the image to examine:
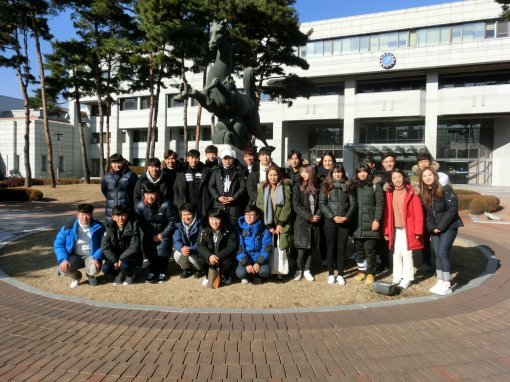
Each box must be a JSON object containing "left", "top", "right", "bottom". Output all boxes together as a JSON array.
[
  {"left": 398, "top": 280, "right": 411, "bottom": 289},
  {"left": 336, "top": 275, "right": 346, "bottom": 286},
  {"left": 327, "top": 275, "right": 336, "bottom": 284},
  {"left": 70, "top": 278, "right": 79, "bottom": 288},
  {"left": 392, "top": 278, "right": 402, "bottom": 285},
  {"left": 241, "top": 278, "right": 249, "bottom": 284},
  {"left": 293, "top": 271, "right": 302, "bottom": 281},
  {"left": 303, "top": 270, "right": 315, "bottom": 282},
  {"left": 435, "top": 283, "right": 452, "bottom": 296},
  {"left": 429, "top": 280, "right": 443, "bottom": 294},
  {"left": 202, "top": 278, "right": 208, "bottom": 286}
]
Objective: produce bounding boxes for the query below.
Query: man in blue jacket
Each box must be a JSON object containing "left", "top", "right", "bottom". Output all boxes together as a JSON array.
[
  {"left": 173, "top": 203, "right": 205, "bottom": 279},
  {"left": 236, "top": 206, "right": 272, "bottom": 284},
  {"left": 54, "top": 204, "right": 105, "bottom": 288}
]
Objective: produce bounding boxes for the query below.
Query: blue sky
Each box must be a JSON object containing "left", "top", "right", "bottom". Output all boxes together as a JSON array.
[{"left": 0, "top": 0, "right": 462, "bottom": 101}]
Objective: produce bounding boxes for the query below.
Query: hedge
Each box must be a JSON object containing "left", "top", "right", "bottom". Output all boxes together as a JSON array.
[
  {"left": 0, "top": 188, "right": 43, "bottom": 202},
  {"left": 469, "top": 195, "right": 501, "bottom": 215}
]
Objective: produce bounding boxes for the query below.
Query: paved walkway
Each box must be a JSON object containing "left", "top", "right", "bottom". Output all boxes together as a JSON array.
[{"left": 0, "top": 200, "right": 509, "bottom": 381}]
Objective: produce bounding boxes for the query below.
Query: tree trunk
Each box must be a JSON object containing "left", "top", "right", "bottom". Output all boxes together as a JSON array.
[
  {"left": 145, "top": 53, "right": 154, "bottom": 163},
  {"left": 105, "top": 97, "right": 111, "bottom": 161},
  {"left": 181, "top": 62, "right": 189, "bottom": 156},
  {"left": 97, "top": 94, "right": 105, "bottom": 177},
  {"left": 151, "top": 78, "right": 162, "bottom": 158},
  {"left": 75, "top": 89, "right": 91, "bottom": 183},
  {"left": 195, "top": 68, "right": 207, "bottom": 149},
  {"left": 29, "top": 5, "right": 56, "bottom": 187}
]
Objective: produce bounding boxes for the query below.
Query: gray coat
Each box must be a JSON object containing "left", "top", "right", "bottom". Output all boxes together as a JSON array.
[{"left": 292, "top": 184, "right": 321, "bottom": 250}]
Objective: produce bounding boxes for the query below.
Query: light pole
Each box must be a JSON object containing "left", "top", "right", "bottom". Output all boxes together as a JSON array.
[{"left": 55, "top": 133, "right": 63, "bottom": 179}]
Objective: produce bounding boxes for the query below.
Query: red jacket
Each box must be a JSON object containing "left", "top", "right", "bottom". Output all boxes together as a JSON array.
[{"left": 383, "top": 185, "right": 424, "bottom": 250}]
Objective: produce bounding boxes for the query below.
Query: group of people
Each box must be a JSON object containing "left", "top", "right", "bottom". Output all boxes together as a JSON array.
[{"left": 54, "top": 145, "right": 462, "bottom": 296}]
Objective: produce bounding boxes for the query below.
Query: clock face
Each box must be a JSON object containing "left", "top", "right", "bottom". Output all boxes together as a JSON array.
[{"left": 380, "top": 52, "right": 396, "bottom": 69}]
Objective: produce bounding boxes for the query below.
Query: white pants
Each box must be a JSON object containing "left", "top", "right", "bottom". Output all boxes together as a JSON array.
[{"left": 392, "top": 228, "right": 414, "bottom": 282}]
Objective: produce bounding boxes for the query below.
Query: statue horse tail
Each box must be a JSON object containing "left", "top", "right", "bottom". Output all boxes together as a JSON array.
[{"left": 243, "top": 65, "right": 262, "bottom": 105}]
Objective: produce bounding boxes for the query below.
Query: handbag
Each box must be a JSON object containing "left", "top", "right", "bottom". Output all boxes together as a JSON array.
[
  {"left": 271, "top": 234, "right": 289, "bottom": 275},
  {"left": 207, "top": 265, "right": 221, "bottom": 289}
]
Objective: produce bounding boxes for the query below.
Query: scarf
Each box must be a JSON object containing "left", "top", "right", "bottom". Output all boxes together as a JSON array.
[
  {"left": 263, "top": 184, "right": 285, "bottom": 225},
  {"left": 146, "top": 170, "right": 162, "bottom": 184},
  {"left": 259, "top": 163, "right": 269, "bottom": 182},
  {"left": 182, "top": 216, "right": 197, "bottom": 240}
]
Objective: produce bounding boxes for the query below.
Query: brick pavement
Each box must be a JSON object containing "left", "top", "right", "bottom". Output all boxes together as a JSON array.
[{"left": 0, "top": 201, "right": 509, "bottom": 381}]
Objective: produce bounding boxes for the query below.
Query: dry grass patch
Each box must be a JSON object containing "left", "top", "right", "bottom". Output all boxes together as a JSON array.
[
  {"left": 36, "top": 184, "right": 105, "bottom": 204},
  {"left": 0, "top": 231, "right": 488, "bottom": 310}
]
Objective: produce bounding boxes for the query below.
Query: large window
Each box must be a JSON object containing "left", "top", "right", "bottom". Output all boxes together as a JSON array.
[
  {"left": 358, "top": 120, "right": 425, "bottom": 144},
  {"left": 140, "top": 96, "right": 151, "bottom": 110},
  {"left": 167, "top": 94, "right": 184, "bottom": 108},
  {"left": 357, "top": 78, "right": 425, "bottom": 93},
  {"left": 90, "top": 132, "right": 110, "bottom": 144},
  {"left": 41, "top": 155, "right": 47, "bottom": 172},
  {"left": 133, "top": 129, "right": 158, "bottom": 143},
  {"left": 308, "top": 123, "right": 343, "bottom": 163},
  {"left": 439, "top": 71, "right": 510, "bottom": 88},
  {"left": 120, "top": 98, "right": 137, "bottom": 111}
]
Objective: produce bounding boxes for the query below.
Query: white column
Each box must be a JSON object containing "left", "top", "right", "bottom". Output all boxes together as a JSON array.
[
  {"left": 425, "top": 71, "right": 439, "bottom": 158},
  {"left": 343, "top": 78, "right": 356, "bottom": 176}
]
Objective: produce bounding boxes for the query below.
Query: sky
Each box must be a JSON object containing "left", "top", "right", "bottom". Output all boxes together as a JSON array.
[{"left": 0, "top": 0, "right": 464, "bottom": 101}]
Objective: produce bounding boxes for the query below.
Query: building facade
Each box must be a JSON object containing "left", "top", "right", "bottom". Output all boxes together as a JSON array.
[
  {"left": 0, "top": 96, "right": 82, "bottom": 179},
  {"left": 72, "top": 0, "right": 510, "bottom": 185}
]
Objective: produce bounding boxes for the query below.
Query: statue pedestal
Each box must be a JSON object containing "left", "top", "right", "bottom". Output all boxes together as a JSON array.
[{"left": 215, "top": 144, "right": 245, "bottom": 165}]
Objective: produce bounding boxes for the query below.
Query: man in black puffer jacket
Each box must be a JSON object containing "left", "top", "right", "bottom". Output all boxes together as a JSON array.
[
  {"left": 101, "top": 153, "right": 138, "bottom": 223},
  {"left": 133, "top": 158, "right": 171, "bottom": 204},
  {"left": 101, "top": 205, "right": 142, "bottom": 285}
]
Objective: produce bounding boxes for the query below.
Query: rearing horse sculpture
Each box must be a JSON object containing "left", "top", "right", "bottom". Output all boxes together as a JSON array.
[{"left": 175, "top": 20, "right": 273, "bottom": 151}]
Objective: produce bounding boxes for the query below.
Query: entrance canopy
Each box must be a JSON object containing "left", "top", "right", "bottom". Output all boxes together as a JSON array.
[{"left": 344, "top": 143, "right": 427, "bottom": 160}]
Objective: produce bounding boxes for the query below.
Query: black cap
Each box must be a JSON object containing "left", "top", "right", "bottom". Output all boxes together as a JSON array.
[
  {"left": 109, "top": 153, "right": 124, "bottom": 163},
  {"left": 112, "top": 205, "right": 128, "bottom": 215},
  {"left": 186, "top": 149, "right": 200, "bottom": 158},
  {"left": 205, "top": 145, "right": 218, "bottom": 154},
  {"left": 147, "top": 157, "right": 161, "bottom": 167},
  {"left": 142, "top": 182, "right": 159, "bottom": 194},
  {"left": 77, "top": 203, "right": 94, "bottom": 214}
]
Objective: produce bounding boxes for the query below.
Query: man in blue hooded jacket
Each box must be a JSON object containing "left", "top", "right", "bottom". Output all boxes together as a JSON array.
[
  {"left": 54, "top": 204, "right": 105, "bottom": 288},
  {"left": 236, "top": 206, "right": 272, "bottom": 284}
]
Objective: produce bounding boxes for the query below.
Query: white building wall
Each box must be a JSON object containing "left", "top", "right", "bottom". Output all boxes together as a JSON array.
[{"left": 492, "top": 117, "right": 510, "bottom": 186}]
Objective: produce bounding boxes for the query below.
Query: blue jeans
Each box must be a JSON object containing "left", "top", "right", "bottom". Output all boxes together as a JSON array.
[
  {"left": 102, "top": 259, "right": 137, "bottom": 277},
  {"left": 431, "top": 228, "right": 457, "bottom": 281},
  {"left": 236, "top": 262, "right": 271, "bottom": 280}
]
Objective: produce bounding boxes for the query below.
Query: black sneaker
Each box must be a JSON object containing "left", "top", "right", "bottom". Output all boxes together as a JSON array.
[
  {"left": 123, "top": 275, "right": 134, "bottom": 286},
  {"left": 194, "top": 270, "right": 204, "bottom": 279},
  {"left": 113, "top": 272, "right": 125, "bottom": 286},
  {"left": 253, "top": 277, "right": 263, "bottom": 285},
  {"left": 180, "top": 269, "right": 193, "bottom": 279},
  {"left": 145, "top": 273, "right": 157, "bottom": 283}
]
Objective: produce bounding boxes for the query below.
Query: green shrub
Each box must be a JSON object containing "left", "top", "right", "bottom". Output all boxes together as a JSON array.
[
  {"left": 0, "top": 187, "right": 43, "bottom": 201},
  {"left": 0, "top": 178, "right": 45, "bottom": 188},
  {"left": 469, "top": 195, "right": 501, "bottom": 215}
]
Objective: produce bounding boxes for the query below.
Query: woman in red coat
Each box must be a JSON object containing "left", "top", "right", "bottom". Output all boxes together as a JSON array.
[{"left": 383, "top": 168, "right": 424, "bottom": 289}]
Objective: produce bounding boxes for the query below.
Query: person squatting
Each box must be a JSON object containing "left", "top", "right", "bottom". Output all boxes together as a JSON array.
[{"left": 55, "top": 148, "right": 461, "bottom": 296}]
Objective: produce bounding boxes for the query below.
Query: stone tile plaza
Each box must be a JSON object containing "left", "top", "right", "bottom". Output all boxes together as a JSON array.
[{"left": 1, "top": 0, "right": 510, "bottom": 380}]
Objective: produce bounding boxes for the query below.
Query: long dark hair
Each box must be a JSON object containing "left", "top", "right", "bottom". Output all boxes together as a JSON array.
[
  {"left": 419, "top": 167, "right": 444, "bottom": 205},
  {"left": 299, "top": 164, "right": 319, "bottom": 195},
  {"left": 352, "top": 162, "right": 373, "bottom": 185},
  {"left": 323, "top": 164, "right": 348, "bottom": 195}
]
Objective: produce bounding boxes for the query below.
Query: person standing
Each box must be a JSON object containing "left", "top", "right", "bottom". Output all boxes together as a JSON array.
[
  {"left": 133, "top": 157, "right": 171, "bottom": 204},
  {"left": 292, "top": 164, "right": 321, "bottom": 282},
  {"left": 285, "top": 149, "right": 303, "bottom": 186},
  {"left": 383, "top": 169, "right": 424, "bottom": 289},
  {"left": 246, "top": 147, "right": 275, "bottom": 205},
  {"left": 162, "top": 149, "right": 180, "bottom": 203},
  {"left": 351, "top": 162, "right": 384, "bottom": 286},
  {"left": 420, "top": 167, "right": 462, "bottom": 296},
  {"left": 173, "top": 149, "right": 211, "bottom": 219},
  {"left": 101, "top": 153, "right": 138, "bottom": 223},
  {"left": 208, "top": 149, "right": 247, "bottom": 225}
]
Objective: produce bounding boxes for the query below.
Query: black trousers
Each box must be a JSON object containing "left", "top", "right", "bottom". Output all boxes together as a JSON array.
[
  {"left": 323, "top": 222, "right": 350, "bottom": 276},
  {"left": 354, "top": 238, "right": 378, "bottom": 276}
]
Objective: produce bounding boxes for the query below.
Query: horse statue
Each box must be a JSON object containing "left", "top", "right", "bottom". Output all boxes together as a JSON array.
[{"left": 175, "top": 20, "right": 274, "bottom": 152}]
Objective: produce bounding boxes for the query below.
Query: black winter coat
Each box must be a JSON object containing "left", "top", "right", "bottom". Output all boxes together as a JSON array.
[
  {"left": 315, "top": 166, "right": 330, "bottom": 186},
  {"left": 101, "top": 218, "right": 142, "bottom": 264},
  {"left": 101, "top": 169, "right": 138, "bottom": 222},
  {"left": 319, "top": 182, "right": 357, "bottom": 224},
  {"left": 423, "top": 185, "right": 463, "bottom": 233},
  {"left": 135, "top": 200, "right": 177, "bottom": 241},
  {"left": 352, "top": 182, "right": 384, "bottom": 239},
  {"left": 208, "top": 166, "right": 246, "bottom": 223},
  {"left": 197, "top": 225, "right": 239, "bottom": 262},
  {"left": 292, "top": 184, "right": 322, "bottom": 250},
  {"left": 162, "top": 167, "right": 178, "bottom": 202},
  {"left": 173, "top": 163, "right": 212, "bottom": 218},
  {"left": 133, "top": 171, "right": 171, "bottom": 205}
]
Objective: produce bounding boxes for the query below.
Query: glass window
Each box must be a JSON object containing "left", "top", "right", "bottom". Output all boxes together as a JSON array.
[
  {"left": 140, "top": 96, "right": 151, "bottom": 109},
  {"left": 462, "top": 23, "right": 475, "bottom": 42},
  {"left": 485, "top": 22, "right": 495, "bottom": 38},
  {"left": 167, "top": 94, "right": 184, "bottom": 108},
  {"left": 409, "top": 31, "right": 417, "bottom": 47},
  {"left": 440, "top": 27, "right": 451, "bottom": 44},
  {"left": 452, "top": 25, "right": 462, "bottom": 43},
  {"left": 41, "top": 156, "right": 47, "bottom": 172},
  {"left": 323, "top": 40, "right": 332, "bottom": 55},
  {"left": 497, "top": 21, "right": 509, "bottom": 38},
  {"left": 59, "top": 156, "right": 65, "bottom": 173},
  {"left": 342, "top": 36, "right": 359, "bottom": 53},
  {"left": 332, "top": 39, "right": 342, "bottom": 54},
  {"left": 426, "top": 28, "right": 440, "bottom": 45},
  {"left": 379, "top": 32, "right": 398, "bottom": 50},
  {"left": 314, "top": 40, "right": 324, "bottom": 56},
  {"left": 369, "top": 34, "right": 379, "bottom": 51},
  {"left": 202, "top": 126, "right": 212, "bottom": 141},
  {"left": 306, "top": 41, "right": 315, "bottom": 57},
  {"left": 474, "top": 22, "right": 485, "bottom": 40},
  {"left": 359, "top": 36, "right": 369, "bottom": 52},
  {"left": 417, "top": 29, "right": 427, "bottom": 46},
  {"left": 299, "top": 45, "right": 306, "bottom": 59},
  {"left": 120, "top": 98, "right": 137, "bottom": 111},
  {"left": 398, "top": 31, "right": 408, "bottom": 48}
]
